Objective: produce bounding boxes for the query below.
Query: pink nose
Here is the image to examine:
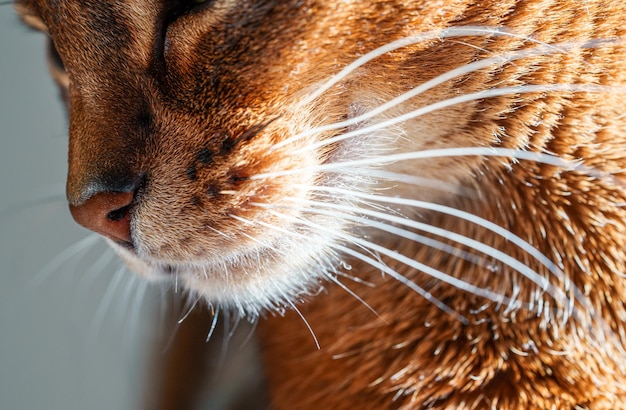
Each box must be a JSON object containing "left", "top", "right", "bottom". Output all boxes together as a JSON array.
[{"left": 69, "top": 191, "right": 134, "bottom": 243}]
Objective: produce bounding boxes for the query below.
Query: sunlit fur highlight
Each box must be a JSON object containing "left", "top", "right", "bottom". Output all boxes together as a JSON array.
[{"left": 15, "top": 0, "right": 626, "bottom": 408}]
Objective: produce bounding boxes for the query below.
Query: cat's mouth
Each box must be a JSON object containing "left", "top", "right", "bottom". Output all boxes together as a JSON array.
[
  {"left": 115, "top": 240, "right": 136, "bottom": 251},
  {"left": 109, "top": 239, "right": 193, "bottom": 279},
  {"left": 105, "top": 203, "right": 346, "bottom": 316}
]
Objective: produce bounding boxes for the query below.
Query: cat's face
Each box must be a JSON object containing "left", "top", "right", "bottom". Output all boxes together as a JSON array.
[
  {"left": 18, "top": 0, "right": 626, "bottom": 323},
  {"left": 17, "top": 0, "right": 626, "bottom": 406},
  {"left": 15, "top": 0, "right": 490, "bottom": 315}
]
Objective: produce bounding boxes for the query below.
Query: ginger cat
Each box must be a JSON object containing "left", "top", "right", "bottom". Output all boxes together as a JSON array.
[{"left": 15, "top": 0, "right": 626, "bottom": 408}]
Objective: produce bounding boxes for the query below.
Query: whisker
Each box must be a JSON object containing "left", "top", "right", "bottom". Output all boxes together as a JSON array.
[
  {"left": 279, "top": 39, "right": 618, "bottom": 152},
  {"left": 88, "top": 264, "right": 128, "bottom": 342},
  {"left": 323, "top": 272, "right": 383, "bottom": 320},
  {"left": 0, "top": 191, "right": 65, "bottom": 222},
  {"left": 284, "top": 293, "right": 320, "bottom": 349},
  {"left": 120, "top": 274, "right": 140, "bottom": 347},
  {"left": 29, "top": 234, "right": 101, "bottom": 286},
  {"left": 205, "top": 224, "right": 233, "bottom": 240},
  {"left": 335, "top": 270, "right": 376, "bottom": 288},
  {"left": 253, "top": 145, "right": 586, "bottom": 181},
  {"left": 178, "top": 294, "right": 202, "bottom": 324},
  {"left": 77, "top": 247, "right": 116, "bottom": 294},
  {"left": 445, "top": 39, "right": 497, "bottom": 57},
  {"left": 299, "top": 26, "right": 574, "bottom": 107},
  {"left": 239, "top": 199, "right": 499, "bottom": 320},
  {"left": 206, "top": 305, "right": 220, "bottom": 342},
  {"left": 316, "top": 200, "right": 600, "bottom": 327},
  {"left": 230, "top": 212, "right": 379, "bottom": 278},
  {"left": 227, "top": 211, "right": 379, "bottom": 315},
  {"left": 306, "top": 186, "right": 564, "bottom": 281},
  {"left": 262, "top": 208, "right": 514, "bottom": 324},
  {"left": 227, "top": 312, "right": 242, "bottom": 342},
  {"left": 238, "top": 317, "right": 259, "bottom": 350},
  {"left": 267, "top": 204, "right": 526, "bottom": 306},
  {"left": 309, "top": 198, "right": 488, "bottom": 268},
  {"left": 228, "top": 214, "right": 290, "bottom": 256},
  {"left": 334, "top": 243, "right": 469, "bottom": 325},
  {"left": 292, "top": 84, "right": 623, "bottom": 157},
  {"left": 216, "top": 309, "right": 232, "bottom": 371},
  {"left": 129, "top": 278, "right": 148, "bottom": 347},
  {"left": 254, "top": 200, "right": 619, "bottom": 351},
  {"left": 255, "top": 200, "right": 559, "bottom": 300},
  {"left": 347, "top": 170, "right": 475, "bottom": 196},
  {"left": 302, "top": 187, "right": 599, "bottom": 327}
]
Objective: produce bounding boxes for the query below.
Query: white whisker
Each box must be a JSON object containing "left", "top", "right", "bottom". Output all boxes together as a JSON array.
[
  {"left": 306, "top": 186, "right": 563, "bottom": 280},
  {"left": 303, "top": 187, "right": 603, "bottom": 327},
  {"left": 216, "top": 310, "right": 232, "bottom": 371},
  {"left": 206, "top": 305, "right": 220, "bottom": 342},
  {"left": 129, "top": 278, "right": 148, "bottom": 347},
  {"left": 303, "top": 196, "right": 488, "bottom": 267},
  {"left": 0, "top": 191, "right": 65, "bottom": 221},
  {"left": 299, "top": 26, "right": 578, "bottom": 107},
  {"left": 348, "top": 170, "right": 474, "bottom": 196},
  {"left": 262, "top": 207, "right": 520, "bottom": 323},
  {"left": 205, "top": 224, "right": 233, "bottom": 240},
  {"left": 228, "top": 214, "right": 289, "bottom": 255},
  {"left": 254, "top": 146, "right": 587, "bottom": 181},
  {"left": 245, "top": 197, "right": 514, "bottom": 315},
  {"left": 284, "top": 294, "right": 320, "bottom": 349},
  {"left": 324, "top": 272, "right": 383, "bottom": 320},
  {"left": 120, "top": 274, "right": 140, "bottom": 348},
  {"left": 279, "top": 39, "right": 618, "bottom": 152},
  {"left": 178, "top": 294, "right": 202, "bottom": 324},
  {"left": 229, "top": 210, "right": 379, "bottom": 315},
  {"left": 238, "top": 317, "right": 258, "bottom": 350},
  {"left": 88, "top": 264, "right": 128, "bottom": 342},
  {"left": 292, "top": 84, "right": 622, "bottom": 156},
  {"left": 77, "top": 247, "right": 116, "bottom": 293},
  {"left": 284, "top": 205, "right": 522, "bottom": 303},
  {"left": 335, "top": 270, "right": 376, "bottom": 288},
  {"left": 29, "top": 234, "right": 101, "bottom": 286},
  {"left": 260, "top": 199, "right": 564, "bottom": 310},
  {"left": 334, "top": 243, "right": 469, "bottom": 325},
  {"left": 228, "top": 314, "right": 242, "bottom": 344}
]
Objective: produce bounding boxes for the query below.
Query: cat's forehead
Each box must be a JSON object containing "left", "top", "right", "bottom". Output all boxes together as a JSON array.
[
  {"left": 12, "top": 0, "right": 256, "bottom": 53},
  {"left": 15, "top": 0, "right": 158, "bottom": 28},
  {"left": 14, "top": 0, "right": 166, "bottom": 75},
  {"left": 13, "top": 0, "right": 244, "bottom": 23}
]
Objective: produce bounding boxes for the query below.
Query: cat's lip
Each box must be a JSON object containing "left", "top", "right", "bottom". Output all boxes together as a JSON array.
[{"left": 115, "top": 240, "right": 135, "bottom": 250}]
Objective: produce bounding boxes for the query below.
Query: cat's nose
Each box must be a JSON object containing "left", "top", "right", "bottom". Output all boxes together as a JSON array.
[{"left": 69, "top": 191, "right": 134, "bottom": 244}]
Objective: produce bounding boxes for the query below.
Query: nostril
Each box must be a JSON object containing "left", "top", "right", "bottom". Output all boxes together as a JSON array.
[
  {"left": 69, "top": 191, "right": 135, "bottom": 244},
  {"left": 107, "top": 205, "right": 131, "bottom": 222}
]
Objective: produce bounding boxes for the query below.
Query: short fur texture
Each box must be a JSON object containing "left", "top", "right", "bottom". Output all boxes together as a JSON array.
[{"left": 15, "top": 0, "right": 626, "bottom": 408}]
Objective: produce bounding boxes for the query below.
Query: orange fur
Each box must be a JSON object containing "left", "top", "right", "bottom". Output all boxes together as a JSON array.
[{"left": 15, "top": 0, "right": 626, "bottom": 408}]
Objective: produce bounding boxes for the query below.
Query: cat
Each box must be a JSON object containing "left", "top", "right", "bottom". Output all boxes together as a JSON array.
[{"left": 15, "top": 0, "right": 626, "bottom": 408}]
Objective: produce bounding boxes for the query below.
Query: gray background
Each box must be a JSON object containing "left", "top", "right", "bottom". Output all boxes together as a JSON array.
[{"left": 0, "top": 6, "right": 157, "bottom": 410}]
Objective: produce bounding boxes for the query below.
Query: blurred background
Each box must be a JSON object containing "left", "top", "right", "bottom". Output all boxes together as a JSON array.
[{"left": 0, "top": 6, "right": 158, "bottom": 410}]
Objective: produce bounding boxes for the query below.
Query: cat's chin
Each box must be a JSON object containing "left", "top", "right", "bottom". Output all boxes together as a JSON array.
[{"left": 106, "top": 235, "right": 339, "bottom": 317}]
